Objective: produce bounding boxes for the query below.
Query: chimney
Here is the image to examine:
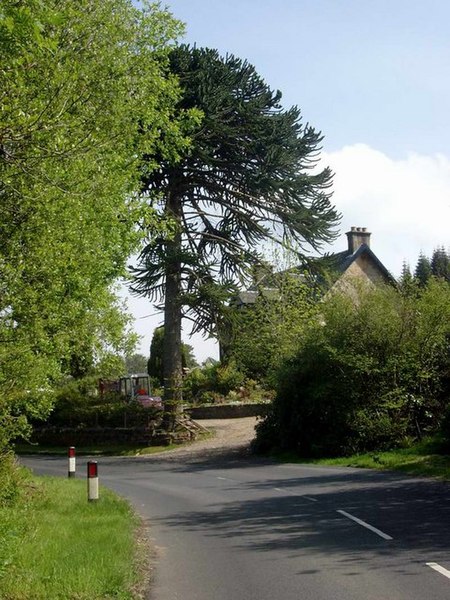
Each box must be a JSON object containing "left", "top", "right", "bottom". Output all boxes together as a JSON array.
[{"left": 346, "top": 226, "right": 371, "bottom": 254}]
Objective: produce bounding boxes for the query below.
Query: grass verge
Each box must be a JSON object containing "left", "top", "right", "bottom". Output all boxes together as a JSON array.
[
  {"left": 273, "top": 437, "right": 450, "bottom": 480},
  {"left": 0, "top": 471, "right": 148, "bottom": 599}
]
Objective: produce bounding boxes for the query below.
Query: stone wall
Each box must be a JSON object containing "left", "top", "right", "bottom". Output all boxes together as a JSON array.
[{"left": 187, "top": 403, "right": 269, "bottom": 420}]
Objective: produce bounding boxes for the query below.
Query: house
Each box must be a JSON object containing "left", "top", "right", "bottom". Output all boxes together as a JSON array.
[
  {"left": 219, "top": 227, "right": 395, "bottom": 361},
  {"left": 234, "top": 227, "right": 395, "bottom": 307},
  {"left": 319, "top": 226, "right": 395, "bottom": 294}
]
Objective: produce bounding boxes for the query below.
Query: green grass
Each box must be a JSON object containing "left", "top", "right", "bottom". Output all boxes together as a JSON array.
[
  {"left": 0, "top": 474, "right": 147, "bottom": 599},
  {"left": 274, "top": 437, "right": 450, "bottom": 480}
]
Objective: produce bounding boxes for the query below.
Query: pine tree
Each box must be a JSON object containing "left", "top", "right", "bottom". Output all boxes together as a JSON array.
[
  {"left": 414, "top": 253, "right": 432, "bottom": 287},
  {"left": 399, "top": 260, "right": 416, "bottom": 295},
  {"left": 431, "top": 246, "right": 450, "bottom": 281}
]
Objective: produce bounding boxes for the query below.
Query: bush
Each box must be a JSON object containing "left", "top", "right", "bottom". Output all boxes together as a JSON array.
[
  {"left": 255, "top": 280, "right": 450, "bottom": 457},
  {"left": 42, "top": 378, "right": 162, "bottom": 429},
  {"left": 183, "top": 360, "right": 246, "bottom": 404}
]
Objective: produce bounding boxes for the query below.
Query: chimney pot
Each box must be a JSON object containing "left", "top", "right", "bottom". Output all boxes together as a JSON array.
[{"left": 346, "top": 226, "right": 371, "bottom": 254}]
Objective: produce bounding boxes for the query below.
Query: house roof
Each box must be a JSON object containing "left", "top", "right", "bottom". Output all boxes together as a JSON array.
[
  {"left": 234, "top": 230, "right": 396, "bottom": 306},
  {"left": 318, "top": 243, "right": 396, "bottom": 286}
]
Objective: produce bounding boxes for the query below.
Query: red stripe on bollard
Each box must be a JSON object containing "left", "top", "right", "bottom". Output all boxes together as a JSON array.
[
  {"left": 87, "top": 461, "right": 99, "bottom": 501},
  {"left": 87, "top": 461, "right": 98, "bottom": 478},
  {"left": 68, "top": 446, "right": 76, "bottom": 478}
]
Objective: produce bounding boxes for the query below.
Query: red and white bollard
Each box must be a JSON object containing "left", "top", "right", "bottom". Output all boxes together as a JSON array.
[
  {"left": 68, "top": 446, "right": 76, "bottom": 478},
  {"left": 87, "top": 461, "right": 99, "bottom": 502}
]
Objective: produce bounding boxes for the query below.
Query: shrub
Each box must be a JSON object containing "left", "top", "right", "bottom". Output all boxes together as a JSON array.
[
  {"left": 183, "top": 360, "right": 246, "bottom": 404},
  {"left": 255, "top": 280, "right": 450, "bottom": 456}
]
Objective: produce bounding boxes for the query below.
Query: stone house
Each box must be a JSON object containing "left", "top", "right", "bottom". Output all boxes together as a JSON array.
[
  {"left": 320, "top": 226, "right": 395, "bottom": 294},
  {"left": 220, "top": 227, "right": 395, "bottom": 359},
  {"left": 234, "top": 226, "right": 395, "bottom": 306}
]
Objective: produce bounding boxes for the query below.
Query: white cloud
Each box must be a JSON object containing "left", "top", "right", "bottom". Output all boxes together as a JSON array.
[{"left": 322, "top": 143, "right": 450, "bottom": 275}]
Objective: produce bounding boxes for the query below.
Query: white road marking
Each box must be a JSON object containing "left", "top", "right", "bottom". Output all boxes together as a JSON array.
[
  {"left": 217, "top": 476, "right": 236, "bottom": 482},
  {"left": 426, "top": 562, "right": 450, "bottom": 580},
  {"left": 274, "top": 488, "right": 318, "bottom": 502},
  {"left": 337, "top": 509, "right": 393, "bottom": 540}
]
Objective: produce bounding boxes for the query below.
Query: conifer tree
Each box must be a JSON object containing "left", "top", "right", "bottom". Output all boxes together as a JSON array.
[
  {"left": 132, "top": 46, "right": 339, "bottom": 427},
  {"left": 399, "top": 261, "right": 416, "bottom": 295},
  {"left": 414, "top": 253, "right": 432, "bottom": 287},
  {"left": 431, "top": 246, "right": 450, "bottom": 281}
]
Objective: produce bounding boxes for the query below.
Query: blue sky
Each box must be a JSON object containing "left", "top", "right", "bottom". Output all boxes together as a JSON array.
[
  {"left": 127, "top": 0, "right": 450, "bottom": 361},
  {"left": 165, "top": 0, "right": 450, "bottom": 158}
]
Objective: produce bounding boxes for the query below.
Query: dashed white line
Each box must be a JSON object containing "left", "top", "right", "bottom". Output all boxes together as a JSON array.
[
  {"left": 426, "top": 562, "right": 450, "bottom": 580},
  {"left": 337, "top": 509, "right": 393, "bottom": 540},
  {"left": 274, "top": 488, "right": 318, "bottom": 502}
]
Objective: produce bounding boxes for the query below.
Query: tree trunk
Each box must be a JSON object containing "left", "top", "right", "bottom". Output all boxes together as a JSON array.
[{"left": 162, "top": 191, "right": 183, "bottom": 431}]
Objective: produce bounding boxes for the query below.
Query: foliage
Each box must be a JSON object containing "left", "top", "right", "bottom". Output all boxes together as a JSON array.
[
  {"left": 45, "top": 379, "right": 161, "bottom": 429},
  {"left": 125, "top": 353, "right": 149, "bottom": 374},
  {"left": 225, "top": 268, "right": 318, "bottom": 383},
  {"left": 0, "top": 476, "right": 144, "bottom": 599},
  {"left": 0, "top": 1, "right": 185, "bottom": 450},
  {"left": 254, "top": 280, "right": 450, "bottom": 456},
  {"left": 414, "top": 253, "right": 433, "bottom": 286},
  {"left": 148, "top": 326, "right": 198, "bottom": 385},
  {"left": 412, "top": 247, "right": 450, "bottom": 287},
  {"left": 431, "top": 246, "right": 450, "bottom": 281},
  {"left": 183, "top": 360, "right": 246, "bottom": 404},
  {"left": 132, "top": 45, "right": 339, "bottom": 421}
]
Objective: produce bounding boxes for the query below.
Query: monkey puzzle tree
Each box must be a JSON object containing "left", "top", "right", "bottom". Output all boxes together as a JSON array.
[{"left": 132, "top": 46, "right": 339, "bottom": 428}]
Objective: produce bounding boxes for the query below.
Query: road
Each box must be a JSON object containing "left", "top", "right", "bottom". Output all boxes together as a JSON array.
[{"left": 21, "top": 429, "right": 450, "bottom": 600}]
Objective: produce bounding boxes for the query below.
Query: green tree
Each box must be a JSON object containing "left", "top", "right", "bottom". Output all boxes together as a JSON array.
[
  {"left": 414, "top": 252, "right": 432, "bottom": 287},
  {"left": 148, "top": 327, "right": 165, "bottom": 385},
  {"left": 226, "top": 270, "right": 317, "bottom": 383},
  {"left": 148, "top": 326, "right": 199, "bottom": 385},
  {"left": 431, "top": 246, "right": 450, "bottom": 281},
  {"left": 125, "top": 353, "right": 149, "bottom": 374},
  {"left": 132, "top": 45, "right": 339, "bottom": 427},
  {"left": 0, "top": 0, "right": 184, "bottom": 453}
]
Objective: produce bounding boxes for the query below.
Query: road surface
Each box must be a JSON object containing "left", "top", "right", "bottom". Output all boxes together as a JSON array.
[{"left": 22, "top": 422, "right": 450, "bottom": 600}]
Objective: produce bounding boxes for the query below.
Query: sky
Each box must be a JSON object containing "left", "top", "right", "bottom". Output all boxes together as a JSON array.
[{"left": 125, "top": 0, "right": 450, "bottom": 362}]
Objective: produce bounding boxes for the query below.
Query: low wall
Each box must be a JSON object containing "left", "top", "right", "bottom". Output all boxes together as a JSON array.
[
  {"left": 29, "top": 426, "right": 182, "bottom": 447},
  {"left": 188, "top": 403, "right": 269, "bottom": 420}
]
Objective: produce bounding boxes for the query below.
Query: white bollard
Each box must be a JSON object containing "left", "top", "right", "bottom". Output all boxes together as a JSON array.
[
  {"left": 87, "top": 461, "right": 99, "bottom": 502},
  {"left": 68, "top": 446, "right": 76, "bottom": 478}
]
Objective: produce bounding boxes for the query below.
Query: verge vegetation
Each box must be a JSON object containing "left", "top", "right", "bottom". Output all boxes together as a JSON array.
[
  {"left": 273, "top": 436, "right": 450, "bottom": 480},
  {"left": 254, "top": 278, "right": 450, "bottom": 458},
  {"left": 0, "top": 466, "right": 147, "bottom": 600}
]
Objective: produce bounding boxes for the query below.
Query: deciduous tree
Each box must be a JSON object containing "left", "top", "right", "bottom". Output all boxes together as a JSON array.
[{"left": 0, "top": 0, "right": 184, "bottom": 450}]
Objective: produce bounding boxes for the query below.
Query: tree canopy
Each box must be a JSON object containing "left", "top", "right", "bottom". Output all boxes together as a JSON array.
[
  {"left": 132, "top": 45, "right": 339, "bottom": 424},
  {"left": 0, "top": 0, "right": 184, "bottom": 449}
]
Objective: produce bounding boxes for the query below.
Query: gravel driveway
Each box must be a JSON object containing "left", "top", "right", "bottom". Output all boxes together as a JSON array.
[{"left": 160, "top": 417, "right": 259, "bottom": 460}]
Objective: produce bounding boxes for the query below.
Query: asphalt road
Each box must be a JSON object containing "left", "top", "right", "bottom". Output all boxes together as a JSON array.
[{"left": 22, "top": 446, "right": 450, "bottom": 600}]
